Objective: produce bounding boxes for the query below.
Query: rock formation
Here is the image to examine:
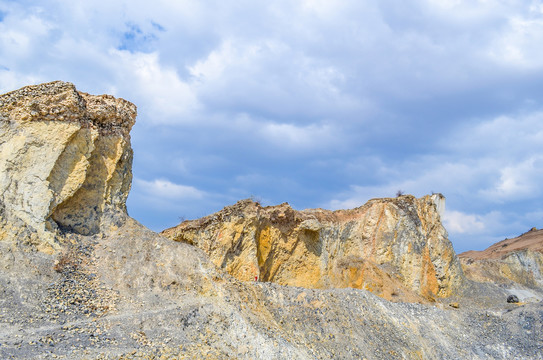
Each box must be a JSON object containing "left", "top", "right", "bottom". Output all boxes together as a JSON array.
[
  {"left": 0, "top": 81, "right": 135, "bottom": 253},
  {"left": 162, "top": 194, "right": 465, "bottom": 302},
  {"left": 1, "top": 82, "right": 542, "bottom": 359},
  {"left": 460, "top": 228, "right": 543, "bottom": 291}
]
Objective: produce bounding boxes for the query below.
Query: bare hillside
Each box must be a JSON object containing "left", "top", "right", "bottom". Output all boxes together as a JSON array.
[{"left": 1, "top": 82, "right": 542, "bottom": 359}]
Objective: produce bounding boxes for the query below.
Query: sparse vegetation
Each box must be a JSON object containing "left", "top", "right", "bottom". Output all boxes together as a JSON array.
[
  {"left": 53, "top": 250, "right": 80, "bottom": 273},
  {"left": 250, "top": 195, "right": 262, "bottom": 205},
  {"left": 396, "top": 190, "right": 404, "bottom": 197}
]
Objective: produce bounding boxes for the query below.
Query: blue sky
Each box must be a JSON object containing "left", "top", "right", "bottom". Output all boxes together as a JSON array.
[{"left": 1, "top": 0, "right": 542, "bottom": 253}]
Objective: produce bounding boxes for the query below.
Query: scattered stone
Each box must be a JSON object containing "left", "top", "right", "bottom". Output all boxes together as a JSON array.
[{"left": 507, "top": 295, "right": 519, "bottom": 303}]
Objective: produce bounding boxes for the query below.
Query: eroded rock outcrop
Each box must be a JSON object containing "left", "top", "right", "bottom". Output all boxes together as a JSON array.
[
  {"left": 162, "top": 194, "right": 465, "bottom": 301},
  {"left": 0, "top": 81, "right": 135, "bottom": 252},
  {"left": 2, "top": 82, "right": 542, "bottom": 359},
  {"left": 460, "top": 228, "right": 543, "bottom": 289}
]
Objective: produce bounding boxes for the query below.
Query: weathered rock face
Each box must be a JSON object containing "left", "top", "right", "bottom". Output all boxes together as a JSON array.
[
  {"left": 0, "top": 81, "right": 135, "bottom": 252},
  {"left": 2, "top": 82, "right": 543, "bottom": 359},
  {"left": 162, "top": 194, "right": 465, "bottom": 301},
  {"left": 460, "top": 228, "right": 543, "bottom": 289}
]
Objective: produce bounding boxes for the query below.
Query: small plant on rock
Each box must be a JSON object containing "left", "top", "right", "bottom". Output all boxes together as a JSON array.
[
  {"left": 250, "top": 195, "right": 262, "bottom": 205},
  {"left": 53, "top": 250, "right": 80, "bottom": 273}
]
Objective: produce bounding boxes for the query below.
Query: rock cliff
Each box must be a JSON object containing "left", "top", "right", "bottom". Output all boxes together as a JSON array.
[
  {"left": 162, "top": 194, "right": 465, "bottom": 302},
  {"left": 0, "top": 81, "right": 135, "bottom": 253},
  {"left": 460, "top": 228, "right": 543, "bottom": 292}
]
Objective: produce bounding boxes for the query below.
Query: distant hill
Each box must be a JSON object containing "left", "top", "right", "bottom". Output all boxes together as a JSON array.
[
  {"left": 459, "top": 228, "right": 543, "bottom": 292},
  {"left": 460, "top": 227, "right": 543, "bottom": 260}
]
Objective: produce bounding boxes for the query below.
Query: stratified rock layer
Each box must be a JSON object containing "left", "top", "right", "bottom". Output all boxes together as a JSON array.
[
  {"left": 460, "top": 228, "right": 543, "bottom": 289},
  {"left": 0, "top": 81, "right": 135, "bottom": 252},
  {"left": 162, "top": 194, "right": 465, "bottom": 301}
]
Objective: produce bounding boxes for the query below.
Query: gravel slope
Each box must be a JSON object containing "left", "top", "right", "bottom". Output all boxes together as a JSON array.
[{"left": 1, "top": 217, "right": 542, "bottom": 359}]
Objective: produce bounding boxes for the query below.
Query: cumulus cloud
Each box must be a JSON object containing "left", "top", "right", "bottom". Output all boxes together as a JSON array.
[
  {"left": 480, "top": 156, "right": 543, "bottom": 202},
  {"left": 135, "top": 178, "right": 205, "bottom": 200},
  {"left": 488, "top": 13, "right": 543, "bottom": 70},
  {"left": 443, "top": 210, "right": 487, "bottom": 234},
  {"left": 128, "top": 177, "right": 212, "bottom": 231},
  {"left": 447, "top": 112, "right": 543, "bottom": 155},
  {"left": 187, "top": 38, "right": 362, "bottom": 122},
  {"left": 257, "top": 122, "right": 339, "bottom": 151},
  {"left": 111, "top": 50, "right": 201, "bottom": 123}
]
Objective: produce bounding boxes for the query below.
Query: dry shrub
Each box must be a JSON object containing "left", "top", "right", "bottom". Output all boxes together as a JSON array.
[{"left": 53, "top": 250, "right": 80, "bottom": 273}]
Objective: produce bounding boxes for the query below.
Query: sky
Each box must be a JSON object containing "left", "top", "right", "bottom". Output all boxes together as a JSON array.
[{"left": 1, "top": 0, "right": 542, "bottom": 253}]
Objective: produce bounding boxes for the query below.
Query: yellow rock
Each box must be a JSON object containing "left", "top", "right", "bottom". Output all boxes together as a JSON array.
[
  {"left": 0, "top": 81, "right": 136, "bottom": 251},
  {"left": 459, "top": 229, "right": 543, "bottom": 288},
  {"left": 162, "top": 194, "right": 466, "bottom": 302}
]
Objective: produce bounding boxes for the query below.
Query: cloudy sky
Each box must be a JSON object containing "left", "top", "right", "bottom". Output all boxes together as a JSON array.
[{"left": 1, "top": 0, "right": 542, "bottom": 252}]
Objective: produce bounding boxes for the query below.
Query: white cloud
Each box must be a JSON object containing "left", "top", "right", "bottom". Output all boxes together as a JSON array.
[
  {"left": 480, "top": 156, "right": 543, "bottom": 201},
  {"left": 448, "top": 113, "right": 543, "bottom": 155},
  {"left": 443, "top": 210, "right": 486, "bottom": 234},
  {"left": 437, "top": 112, "right": 543, "bottom": 204},
  {"left": 187, "top": 38, "right": 362, "bottom": 120},
  {"left": 424, "top": 0, "right": 507, "bottom": 18},
  {"left": 188, "top": 40, "right": 247, "bottom": 82},
  {"left": 135, "top": 178, "right": 205, "bottom": 200},
  {"left": 0, "top": 14, "right": 52, "bottom": 57},
  {"left": 258, "top": 122, "right": 338, "bottom": 151},
  {"left": 111, "top": 50, "right": 201, "bottom": 123},
  {"left": 301, "top": 0, "right": 346, "bottom": 16},
  {"left": 488, "top": 15, "right": 543, "bottom": 69},
  {"left": 0, "top": 70, "right": 41, "bottom": 95}
]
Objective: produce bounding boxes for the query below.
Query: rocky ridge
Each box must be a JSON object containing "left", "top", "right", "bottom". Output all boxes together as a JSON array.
[
  {"left": 460, "top": 228, "right": 543, "bottom": 294},
  {"left": 0, "top": 82, "right": 542, "bottom": 359},
  {"left": 162, "top": 195, "right": 464, "bottom": 302}
]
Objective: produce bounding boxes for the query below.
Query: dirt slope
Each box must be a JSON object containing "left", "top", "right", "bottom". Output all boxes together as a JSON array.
[
  {"left": 459, "top": 228, "right": 543, "bottom": 293},
  {"left": 460, "top": 228, "right": 543, "bottom": 260}
]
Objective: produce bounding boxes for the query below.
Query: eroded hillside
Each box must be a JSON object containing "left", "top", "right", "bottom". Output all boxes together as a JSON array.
[
  {"left": 162, "top": 195, "right": 464, "bottom": 303},
  {"left": 460, "top": 228, "right": 543, "bottom": 295},
  {"left": 0, "top": 82, "right": 542, "bottom": 359}
]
